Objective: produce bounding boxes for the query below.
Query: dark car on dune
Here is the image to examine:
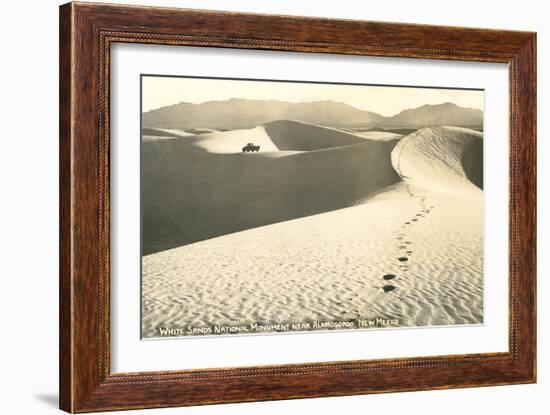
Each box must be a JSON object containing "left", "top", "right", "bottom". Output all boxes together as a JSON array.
[{"left": 242, "top": 143, "right": 260, "bottom": 152}]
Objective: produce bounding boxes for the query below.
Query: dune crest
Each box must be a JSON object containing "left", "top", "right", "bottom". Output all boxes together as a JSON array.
[
  {"left": 263, "top": 120, "right": 365, "bottom": 151},
  {"left": 390, "top": 126, "right": 483, "bottom": 195}
]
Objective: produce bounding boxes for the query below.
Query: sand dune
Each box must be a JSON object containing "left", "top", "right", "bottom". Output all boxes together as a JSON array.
[
  {"left": 142, "top": 121, "right": 399, "bottom": 254},
  {"left": 391, "top": 126, "right": 483, "bottom": 194},
  {"left": 142, "top": 128, "right": 185, "bottom": 138},
  {"left": 155, "top": 128, "right": 195, "bottom": 137},
  {"left": 263, "top": 120, "right": 366, "bottom": 150},
  {"left": 190, "top": 120, "right": 368, "bottom": 154},
  {"left": 352, "top": 131, "right": 403, "bottom": 141},
  {"left": 142, "top": 182, "right": 483, "bottom": 338},
  {"left": 142, "top": 123, "right": 484, "bottom": 337},
  {"left": 187, "top": 128, "right": 219, "bottom": 135},
  {"left": 190, "top": 126, "right": 280, "bottom": 154},
  {"left": 142, "top": 127, "right": 221, "bottom": 139}
]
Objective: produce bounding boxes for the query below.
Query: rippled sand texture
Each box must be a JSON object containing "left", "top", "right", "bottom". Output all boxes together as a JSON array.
[{"left": 142, "top": 123, "right": 483, "bottom": 338}]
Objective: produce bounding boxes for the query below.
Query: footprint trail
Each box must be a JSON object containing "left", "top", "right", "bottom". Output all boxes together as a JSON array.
[{"left": 382, "top": 184, "right": 436, "bottom": 295}]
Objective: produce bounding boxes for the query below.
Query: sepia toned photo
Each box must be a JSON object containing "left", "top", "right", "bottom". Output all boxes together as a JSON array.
[{"left": 140, "top": 75, "right": 484, "bottom": 339}]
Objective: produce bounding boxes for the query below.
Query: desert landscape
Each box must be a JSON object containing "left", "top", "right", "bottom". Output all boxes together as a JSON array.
[{"left": 140, "top": 80, "right": 484, "bottom": 339}]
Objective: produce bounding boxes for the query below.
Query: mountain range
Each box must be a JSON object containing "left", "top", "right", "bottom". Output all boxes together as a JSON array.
[{"left": 142, "top": 99, "right": 483, "bottom": 130}]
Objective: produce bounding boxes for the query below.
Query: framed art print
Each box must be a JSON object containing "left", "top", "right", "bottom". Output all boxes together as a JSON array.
[{"left": 59, "top": 2, "right": 536, "bottom": 412}]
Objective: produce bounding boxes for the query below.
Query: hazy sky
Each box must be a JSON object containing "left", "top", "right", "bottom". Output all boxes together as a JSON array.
[{"left": 142, "top": 76, "right": 484, "bottom": 116}]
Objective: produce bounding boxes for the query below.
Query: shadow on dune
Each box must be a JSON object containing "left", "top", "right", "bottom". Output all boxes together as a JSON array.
[
  {"left": 142, "top": 123, "right": 400, "bottom": 255},
  {"left": 461, "top": 138, "right": 483, "bottom": 189}
]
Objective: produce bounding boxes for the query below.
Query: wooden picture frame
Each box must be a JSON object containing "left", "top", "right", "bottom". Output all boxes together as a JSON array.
[{"left": 59, "top": 2, "right": 536, "bottom": 412}]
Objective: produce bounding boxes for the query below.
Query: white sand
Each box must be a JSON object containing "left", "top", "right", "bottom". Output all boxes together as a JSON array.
[
  {"left": 155, "top": 128, "right": 194, "bottom": 137},
  {"left": 353, "top": 131, "right": 403, "bottom": 141},
  {"left": 391, "top": 126, "right": 483, "bottom": 194},
  {"left": 141, "top": 124, "right": 483, "bottom": 338},
  {"left": 191, "top": 126, "right": 280, "bottom": 153}
]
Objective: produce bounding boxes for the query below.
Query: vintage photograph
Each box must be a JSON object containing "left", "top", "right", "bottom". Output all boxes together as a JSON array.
[{"left": 140, "top": 75, "right": 484, "bottom": 339}]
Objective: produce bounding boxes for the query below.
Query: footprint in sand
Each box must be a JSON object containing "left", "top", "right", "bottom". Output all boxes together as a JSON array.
[{"left": 383, "top": 285, "right": 396, "bottom": 293}]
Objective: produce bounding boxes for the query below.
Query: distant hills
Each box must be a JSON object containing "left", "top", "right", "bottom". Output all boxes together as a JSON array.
[
  {"left": 382, "top": 102, "right": 483, "bottom": 129},
  {"left": 142, "top": 99, "right": 483, "bottom": 130}
]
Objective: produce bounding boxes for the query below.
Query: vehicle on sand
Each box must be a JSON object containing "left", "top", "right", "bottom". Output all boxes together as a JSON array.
[{"left": 242, "top": 143, "right": 260, "bottom": 152}]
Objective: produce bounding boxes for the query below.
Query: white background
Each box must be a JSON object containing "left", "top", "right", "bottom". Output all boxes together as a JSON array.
[
  {"left": 0, "top": 0, "right": 547, "bottom": 414},
  {"left": 111, "top": 45, "right": 509, "bottom": 372}
]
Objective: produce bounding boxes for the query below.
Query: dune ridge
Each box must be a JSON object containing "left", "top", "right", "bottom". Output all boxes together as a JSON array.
[
  {"left": 263, "top": 120, "right": 366, "bottom": 150},
  {"left": 391, "top": 126, "right": 483, "bottom": 194}
]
